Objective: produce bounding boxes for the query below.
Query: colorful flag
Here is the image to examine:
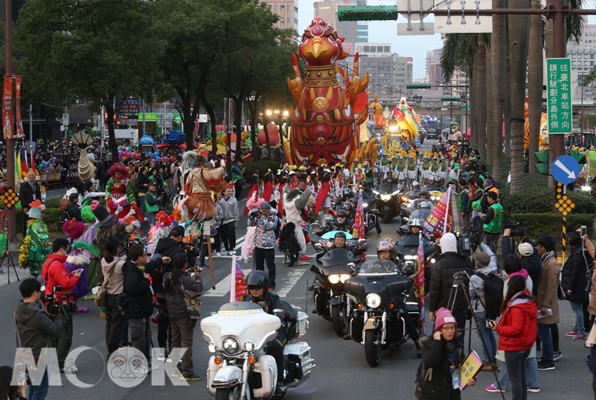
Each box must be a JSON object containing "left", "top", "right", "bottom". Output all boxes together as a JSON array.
[
  {"left": 415, "top": 232, "right": 426, "bottom": 335},
  {"left": 422, "top": 186, "right": 452, "bottom": 240},
  {"left": 15, "top": 151, "right": 21, "bottom": 182},
  {"left": 352, "top": 191, "right": 365, "bottom": 239},
  {"left": 3, "top": 76, "right": 13, "bottom": 139},
  {"left": 229, "top": 255, "right": 247, "bottom": 302},
  {"left": 14, "top": 76, "right": 24, "bottom": 138}
]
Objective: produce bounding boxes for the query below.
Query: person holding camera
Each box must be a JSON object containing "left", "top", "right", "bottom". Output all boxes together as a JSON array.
[
  {"left": 428, "top": 232, "right": 474, "bottom": 350},
  {"left": 121, "top": 244, "right": 170, "bottom": 365},
  {"left": 250, "top": 202, "right": 279, "bottom": 290},
  {"left": 40, "top": 238, "right": 82, "bottom": 373},
  {"left": 163, "top": 253, "right": 203, "bottom": 381},
  {"left": 15, "top": 278, "right": 67, "bottom": 400}
]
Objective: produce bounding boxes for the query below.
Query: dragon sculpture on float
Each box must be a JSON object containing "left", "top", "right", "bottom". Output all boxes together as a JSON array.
[{"left": 286, "top": 17, "right": 371, "bottom": 167}]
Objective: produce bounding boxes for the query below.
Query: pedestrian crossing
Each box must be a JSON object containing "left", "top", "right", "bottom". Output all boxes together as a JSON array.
[{"left": 202, "top": 266, "right": 307, "bottom": 298}]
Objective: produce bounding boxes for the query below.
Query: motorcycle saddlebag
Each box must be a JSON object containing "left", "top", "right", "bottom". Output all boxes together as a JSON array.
[{"left": 284, "top": 342, "right": 315, "bottom": 385}]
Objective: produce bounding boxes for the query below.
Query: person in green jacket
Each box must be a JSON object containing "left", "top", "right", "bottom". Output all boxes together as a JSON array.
[
  {"left": 145, "top": 182, "right": 161, "bottom": 226},
  {"left": 481, "top": 191, "right": 504, "bottom": 253}
]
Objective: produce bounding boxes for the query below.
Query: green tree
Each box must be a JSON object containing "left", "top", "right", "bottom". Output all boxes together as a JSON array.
[
  {"left": 508, "top": 0, "right": 530, "bottom": 194},
  {"left": 16, "top": 0, "right": 157, "bottom": 163}
]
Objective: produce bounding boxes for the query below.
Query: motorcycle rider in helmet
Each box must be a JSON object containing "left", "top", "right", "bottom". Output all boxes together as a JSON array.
[
  {"left": 360, "top": 182, "right": 382, "bottom": 235},
  {"left": 377, "top": 240, "right": 397, "bottom": 263},
  {"left": 243, "top": 271, "right": 287, "bottom": 395},
  {"left": 331, "top": 231, "right": 348, "bottom": 249},
  {"left": 373, "top": 240, "right": 422, "bottom": 357},
  {"left": 333, "top": 210, "right": 352, "bottom": 232},
  {"left": 407, "top": 218, "right": 423, "bottom": 236}
]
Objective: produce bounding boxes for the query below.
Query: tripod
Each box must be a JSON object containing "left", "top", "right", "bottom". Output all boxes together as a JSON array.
[
  {"left": 0, "top": 249, "right": 20, "bottom": 284},
  {"left": 446, "top": 272, "right": 505, "bottom": 400}
]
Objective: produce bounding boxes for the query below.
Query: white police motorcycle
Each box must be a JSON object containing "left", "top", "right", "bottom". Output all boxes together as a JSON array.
[{"left": 201, "top": 302, "right": 314, "bottom": 399}]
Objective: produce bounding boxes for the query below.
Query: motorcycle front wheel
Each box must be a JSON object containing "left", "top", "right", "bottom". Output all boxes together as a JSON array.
[
  {"left": 382, "top": 210, "right": 392, "bottom": 224},
  {"left": 331, "top": 304, "right": 349, "bottom": 337},
  {"left": 215, "top": 386, "right": 243, "bottom": 400},
  {"left": 364, "top": 329, "right": 383, "bottom": 367}
]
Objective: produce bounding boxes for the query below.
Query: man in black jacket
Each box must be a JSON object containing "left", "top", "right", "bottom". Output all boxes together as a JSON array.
[
  {"left": 122, "top": 244, "right": 170, "bottom": 365},
  {"left": 19, "top": 170, "right": 42, "bottom": 236},
  {"left": 428, "top": 232, "right": 474, "bottom": 350},
  {"left": 15, "top": 278, "right": 66, "bottom": 400},
  {"left": 63, "top": 193, "right": 82, "bottom": 222}
]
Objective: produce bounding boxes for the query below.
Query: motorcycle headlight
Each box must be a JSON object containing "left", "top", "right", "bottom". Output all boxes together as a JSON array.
[
  {"left": 431, "top": 195, "right": 440, "bottom": 201},
  {"left": 366, "top": 293, "right": 382, "bottom": 309},
  {"left": 222, "top": 337, "right": 240, "bottom": 355},
  {"left": 208, "top": 343, "right": 217, "bottom": 353},
  {"left": 430, "top": 258, "right": 436, "bottom": 264},
  {"left": 339, "top": 274, "right": 351, "bottom": 283},
  {"left": 328, "top": 274, "right": 340, "bottom": 284},
  {"left": 244, "top": 341, "right": 255, "bottom": 352},
  {"left": 400, "top": 196, "right": 408, "bottom": 203},
  {"left": 380, "top": 194, "right": 391, "bottom": 202},
  {"left": 404, "top": 255, "right": 417, "bottom": 260},
  {"left": 363, "top": 202, "right": 369, "bottom": 208}
]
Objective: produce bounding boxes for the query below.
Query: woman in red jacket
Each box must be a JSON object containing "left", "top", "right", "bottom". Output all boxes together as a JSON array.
[{"left": 490, "top": 274, "right": 537, "bottom": 400}]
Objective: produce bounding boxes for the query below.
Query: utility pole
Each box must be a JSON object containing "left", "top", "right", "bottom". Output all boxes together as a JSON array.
[{"left": 5, "top": 0, "right": 16, "bottom": 242}]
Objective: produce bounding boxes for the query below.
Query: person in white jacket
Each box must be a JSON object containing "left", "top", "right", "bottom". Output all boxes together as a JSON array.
[{"left": 283, "top": 182, "right": 312, "bottom": 258}]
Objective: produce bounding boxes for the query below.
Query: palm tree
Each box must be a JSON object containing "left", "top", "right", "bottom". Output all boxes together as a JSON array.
[
  {"left": 489, "top": 0, "right": 507, "bottom": 184},
  {"left": 508, "top": 0, "right": 530, "bottom": 194},
  {"left": 527, "top": 0, "right": 543, "bottom": 174}
]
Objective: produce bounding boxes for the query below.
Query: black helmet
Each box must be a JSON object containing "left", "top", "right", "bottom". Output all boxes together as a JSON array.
[
  {"left": 334, "top": 231, "right": 347, "bottom": 239},
  {"left": 245, "top": 270, "right": 269, "bottom": 292}
]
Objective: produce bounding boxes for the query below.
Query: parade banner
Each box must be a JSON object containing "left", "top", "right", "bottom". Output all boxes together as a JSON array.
[
  {"left": 352, "top": 191, "right": 365, "bottom": 239},
  {"left": 423, "top": 186, "right": 452, "bottom": 239},
  {"left": 15, "top": 76, "right": 24, "bottom": 138},
  {"left": 229, "top": 256, "right": 247, "bottom": 302},
  {"left": 415, "top": 233, "right": 426, "bottom": 335},
  {"left": 3, "top": 76, "right": 12, "bottom": 139}
]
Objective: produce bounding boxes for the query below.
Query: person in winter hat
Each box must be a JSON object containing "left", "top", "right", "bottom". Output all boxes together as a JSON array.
[
  {"left": 469, "top": 243, "right": 498, "bottom": 370},
  {"left": 502, "top": 228, "right": 542, "bottom": 295},
  {"left": 418, "top": 307, "right": 474, "bottom": 400},
  {"left": 428, "top": 232, "right": 474, "bottom": 349}
]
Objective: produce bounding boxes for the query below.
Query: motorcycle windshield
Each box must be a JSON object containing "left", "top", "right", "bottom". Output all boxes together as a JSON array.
[
  {"left": 410, "top": 208, "right": 432, "bottom": 221},
  {"left": 378, "top": 183, "right": 398, "bottom": 194},
  {"left": 200, "top": 302, "right": 281, "bottom": 350},
  {"left": 357, "top": 260, "right": 400, "bottom": 276},
  {"left": 318, "top": 248, "right": 359, "bottom": 271}
]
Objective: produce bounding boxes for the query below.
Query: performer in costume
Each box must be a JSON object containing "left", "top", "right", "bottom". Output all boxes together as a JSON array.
[
  {"left": 18, "top": 200, "right": 52, "bottom": 277},
  {"left": 105, "top": 163, "right": 143, "bottom": 221},
  {"left": 180, "top": 152, "right": 226, "bottom": 222}
]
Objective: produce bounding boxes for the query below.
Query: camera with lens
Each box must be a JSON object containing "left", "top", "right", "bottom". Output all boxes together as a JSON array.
[
  {"left": 505, "top": 222, "right": 527, "bottom": 237},
  {"left": 452, "top": 271, "right": 468, "bottom": 286}
]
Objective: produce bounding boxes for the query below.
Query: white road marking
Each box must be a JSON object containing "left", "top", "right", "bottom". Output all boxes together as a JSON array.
[{"left": 275, "top": 269, "right": 307, "bottom": 298}]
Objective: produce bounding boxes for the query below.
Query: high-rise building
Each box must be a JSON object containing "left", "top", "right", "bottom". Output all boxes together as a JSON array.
[
  {"left": 265, "top": 0, "right": 299, "bottom": 32},
  {"left": 425, "top": 49, "right": 442, "bottom": 86},
  {"left": 567, "top": 19, "right": 596, "bottom": 110},
  {"left": 336, "top": 43, "right": 413, "bottom": 106}
]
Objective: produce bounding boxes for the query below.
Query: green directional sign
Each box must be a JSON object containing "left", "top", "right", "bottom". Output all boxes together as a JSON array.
[
  {"left": 546, "top": 58, "right": 573, "bottom": 134},
  {"left": 337, "top": 5, "right": 398, "bottom": 21}
]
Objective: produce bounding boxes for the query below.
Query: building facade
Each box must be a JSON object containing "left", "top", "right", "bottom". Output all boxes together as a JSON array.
[{"left": 265, "top": 0, "right": 299, "bottom": 32}]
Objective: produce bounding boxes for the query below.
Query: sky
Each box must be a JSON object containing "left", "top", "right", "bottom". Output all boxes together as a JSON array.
[{"left": 297, "top": 0, "right": 444, "bottom": 80}]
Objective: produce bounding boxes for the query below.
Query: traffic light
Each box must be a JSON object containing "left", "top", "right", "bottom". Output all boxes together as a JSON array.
[
  {"left": 337, "top": 5, "right": 398, "bottom": 21},
  {"left": 534, "top": 151, "right": 549, "bottom": 175}
]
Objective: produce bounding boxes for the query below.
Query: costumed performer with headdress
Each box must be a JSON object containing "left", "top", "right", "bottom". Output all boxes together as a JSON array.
[
  {"left": 18, "top": 200, "right": 52, "bottom": 277},
  {"left": 105, "top": 162, "right": 143, "bottom": 221}
]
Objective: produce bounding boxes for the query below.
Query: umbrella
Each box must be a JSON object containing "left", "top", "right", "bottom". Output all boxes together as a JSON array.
[{"left": 321, "top": 230, "right": 353, "bottom": 240}]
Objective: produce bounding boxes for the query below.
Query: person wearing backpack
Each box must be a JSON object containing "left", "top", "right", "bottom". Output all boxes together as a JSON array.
[
  {"left": 502, "top": 228, "right": 541, "bottom": 293},
  {"left": 416, "top": 308, "right": 474, "bottom": 400},
  {"left": 163, "top": 253, "right": 203, "bottom": 381},
  {"left": 469, "top": 244, "right": 500, "bottom": 371}
]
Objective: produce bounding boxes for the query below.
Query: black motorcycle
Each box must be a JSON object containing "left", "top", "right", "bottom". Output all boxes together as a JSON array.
[
  {"left": 394, "top": 234, "right": 440, "bottom": 291},
  {"left": 373, "top": 182, "right": 402, "bottom": 223},
  {"left": 310, "top": 248, "right": 361, "bottom": 337},
  {"left": 345, "top": 260, "right": 420, "bottom": 367},
  {"left": 361, "top": 194, "right": 381, "bottom": 235}
]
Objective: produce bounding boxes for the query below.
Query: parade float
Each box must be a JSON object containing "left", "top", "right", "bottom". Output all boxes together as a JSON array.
[{"left": 286, "top": 17, "right": 373, "bottom": 167}]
